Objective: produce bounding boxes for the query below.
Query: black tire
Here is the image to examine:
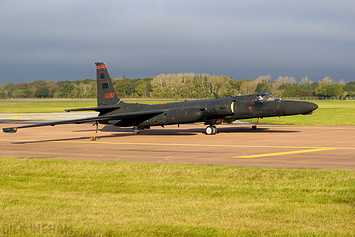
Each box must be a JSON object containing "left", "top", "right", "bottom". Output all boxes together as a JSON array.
[
  {"left": 205, "top": 126, "right": 213, "bottom": 135},
  {"left": 212, "top": 126, "right": 217, "bottom": 134}
]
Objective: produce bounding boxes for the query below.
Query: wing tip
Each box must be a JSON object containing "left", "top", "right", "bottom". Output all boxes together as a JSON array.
[{"left": 3, "top": 127, "right": 18, "bottom": 133}]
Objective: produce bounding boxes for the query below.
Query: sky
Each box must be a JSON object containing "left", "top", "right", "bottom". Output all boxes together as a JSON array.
[{"left": 1, "top": 0, "right": 355, "bottom": 84}]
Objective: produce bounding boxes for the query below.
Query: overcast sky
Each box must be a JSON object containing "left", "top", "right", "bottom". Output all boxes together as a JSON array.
[{"left": 1, "top": 0, "right": 354, "bottom": 84}]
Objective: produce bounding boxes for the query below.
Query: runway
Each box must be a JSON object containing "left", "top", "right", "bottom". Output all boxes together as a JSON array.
[{"left": 1, "top": 117, "right": 354, "bottom": 170}]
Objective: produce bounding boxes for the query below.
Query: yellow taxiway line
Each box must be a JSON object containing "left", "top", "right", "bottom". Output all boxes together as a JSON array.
[
  {"left": 235, "top": 148, "right": 336, "bottom": 159},
  {"left": 9, "top": 113, "right": 22, "bottom": 119}
]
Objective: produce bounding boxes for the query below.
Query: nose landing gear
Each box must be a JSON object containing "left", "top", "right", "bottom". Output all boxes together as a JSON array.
[{"left": 252, "top": 118, "right": 259, "bottom": 129}]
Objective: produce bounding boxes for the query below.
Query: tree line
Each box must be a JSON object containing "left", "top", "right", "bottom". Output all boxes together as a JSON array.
[{"left": 1, "top": 74, "right": 354, "bottom": 99}]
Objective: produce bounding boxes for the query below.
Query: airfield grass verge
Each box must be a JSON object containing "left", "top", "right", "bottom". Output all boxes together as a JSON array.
[
  {"left": 1, "top": 157, "right": 354, "bottom": 236},
  {"left": 0, "top": 100, "right": 97, "bottom": 113}
]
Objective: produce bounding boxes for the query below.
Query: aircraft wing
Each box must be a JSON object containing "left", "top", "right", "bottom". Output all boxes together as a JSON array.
[{"left": 2, "top": 109, "right": 166, "bottom": 133}]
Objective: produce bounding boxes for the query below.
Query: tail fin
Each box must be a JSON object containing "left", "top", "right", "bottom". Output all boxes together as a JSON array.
[{"left": 95, "top": 62, "right": 122, "bottom": 107}]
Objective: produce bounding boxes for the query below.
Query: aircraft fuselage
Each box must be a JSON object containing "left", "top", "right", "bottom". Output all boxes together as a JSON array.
[{"left": 100, "top": 93, "right": 318, "bottom": 129}]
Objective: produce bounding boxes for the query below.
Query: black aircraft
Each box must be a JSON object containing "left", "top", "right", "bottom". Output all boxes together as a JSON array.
[{"left": 3, "top": 62, "right": 318, "bottom": 139}]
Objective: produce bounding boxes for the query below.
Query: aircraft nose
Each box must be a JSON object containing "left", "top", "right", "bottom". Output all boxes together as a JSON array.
[
  {"left": 280, "top": 101, "right": 318, "bottom": 116},
  {"left": 310, "top": 102, "right": 318, "bottom": 111}
]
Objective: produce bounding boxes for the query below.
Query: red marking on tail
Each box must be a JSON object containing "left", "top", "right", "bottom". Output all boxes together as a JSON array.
[
  {"left": 96, "top": 65, "right": 106, "bottom": 69},
  {"left": 105, "top": 93, "right": 115, "bottom": 98}
]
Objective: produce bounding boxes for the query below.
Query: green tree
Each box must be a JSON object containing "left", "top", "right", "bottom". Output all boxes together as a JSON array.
[
  {"left": 255, "top": 82, "right": 269, "bottom": 94},
  {"left": 314, "top": 83, "right": 344, "bottom": 98},
  {"left": 281, "top": 84, "right": 313, "bottom": 97},
  {"left": 12, "top": 89, "right": 26, "bottom": 98},
  {"left": 60, "top": 83, "right": 75, "bottom": 98},
  {"left": 344, "top": 81, "right": 355, "bottom": 93},
  {"left": 35, "top": 86, "right": 50, "bottom": 98},
  {"left": 4, "top": 83, "right": 16, "bottom": 91},
  {"left": 114, "top": 79, "right": 130, "bottom": 97}
]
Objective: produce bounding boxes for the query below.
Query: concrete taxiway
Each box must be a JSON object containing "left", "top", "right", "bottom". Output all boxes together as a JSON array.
[{"left": 1, "top": 113, "right": 354, "bottom": 170}]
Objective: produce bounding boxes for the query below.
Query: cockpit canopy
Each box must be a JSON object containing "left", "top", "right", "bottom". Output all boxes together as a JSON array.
[{"left": 253, "top": 93, "right": 279, "bottom": 102}]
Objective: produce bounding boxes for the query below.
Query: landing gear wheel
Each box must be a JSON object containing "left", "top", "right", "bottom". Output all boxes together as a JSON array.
[
  {"left": 205, "top": 126, "right": 217, "bottom": 135},
  {"left": 205, "top": 126, "right": 213, "bottom": 135},
  {"left": 134, "top": 129, "right": 140, "bottom": 135},
  {"left": 212, "top": 126, "right": 217, "bottom": 134}
]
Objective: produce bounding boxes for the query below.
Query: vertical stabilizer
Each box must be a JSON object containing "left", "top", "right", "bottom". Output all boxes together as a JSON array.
[{"left": 95, "top": 62, "right": 121, "bottom": 107}]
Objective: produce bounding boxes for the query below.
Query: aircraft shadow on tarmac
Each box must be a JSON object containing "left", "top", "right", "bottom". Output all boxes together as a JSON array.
[
  {"left": 73, "top": 125, "right": 299, "bottom": 136},
  {"left": 12, "top": 136, "right": 96, "bottom": 144},
  {"left": 12, "top": 125, "right": 299, "bottom": 144}
]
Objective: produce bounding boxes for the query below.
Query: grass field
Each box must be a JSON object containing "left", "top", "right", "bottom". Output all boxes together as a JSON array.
[
  {"left": 0, "top": 100, "right": 96, "bottom": 113},
  {"left": 1, "top": 99, "right": 355, "bottom": 126},
  {"left": 1, "top": 157, "right": 354, "bottom": 236}
]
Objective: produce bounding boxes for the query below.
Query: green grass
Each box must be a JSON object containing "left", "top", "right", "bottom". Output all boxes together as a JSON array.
[
  {"left": 0, "top": 100, "right": 96, "bottom": 113},
  {"left": 1, "top": 157, "right": 354, "bottom": 236}
]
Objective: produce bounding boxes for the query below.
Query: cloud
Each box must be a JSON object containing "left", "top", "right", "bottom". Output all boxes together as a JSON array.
[{"left": 1, "top": 0, "right": 354, "bottom": 83}]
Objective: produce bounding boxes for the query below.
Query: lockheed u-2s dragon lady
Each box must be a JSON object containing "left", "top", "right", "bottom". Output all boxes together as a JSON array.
[{"left": 3, "top": 62, "right": 318, "bottom": 139}]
